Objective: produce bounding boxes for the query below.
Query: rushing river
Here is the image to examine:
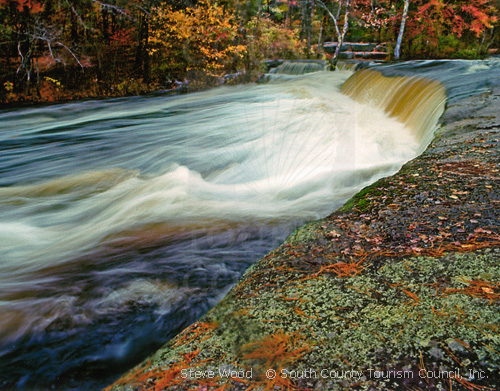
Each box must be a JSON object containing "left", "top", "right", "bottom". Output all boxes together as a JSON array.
[{"left": 0, "top": 60, "right": 498, "bottom": 390}]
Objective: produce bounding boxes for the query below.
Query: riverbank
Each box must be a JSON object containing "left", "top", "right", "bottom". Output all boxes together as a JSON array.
[
  {"left": 0, "top": 68, "right": 266, "bottom": 109},
  {"left": 104, "top": 66, "right": 500, "bottom": 390}
]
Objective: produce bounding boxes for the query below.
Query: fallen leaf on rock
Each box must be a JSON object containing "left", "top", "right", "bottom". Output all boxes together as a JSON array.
[{"left": 482, "top": 287, "right": 494, "bottom": 294}]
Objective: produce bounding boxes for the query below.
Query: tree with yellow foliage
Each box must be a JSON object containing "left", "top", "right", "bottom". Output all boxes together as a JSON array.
[{"left": 149, "top": 0, "right": 246, "bottom": 83}]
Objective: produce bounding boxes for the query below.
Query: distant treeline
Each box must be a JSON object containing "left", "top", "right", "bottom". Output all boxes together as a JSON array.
[{"left": 0, "top": 0, "right": 498, "bottom": 103}]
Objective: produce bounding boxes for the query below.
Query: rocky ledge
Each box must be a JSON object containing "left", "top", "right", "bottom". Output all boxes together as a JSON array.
[{"left": 106, "top": 86, "right": 500, "bottom": 390}]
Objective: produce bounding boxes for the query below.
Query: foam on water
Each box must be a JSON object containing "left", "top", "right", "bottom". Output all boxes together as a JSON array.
[
  {"left": 0, "top": 71, "right": 423, "bottom": 278},
  {"left": 0, "top": 69, "right": 442, "bottom": 389}
]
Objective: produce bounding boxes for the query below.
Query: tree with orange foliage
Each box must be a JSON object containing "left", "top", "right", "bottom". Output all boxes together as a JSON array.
[
  {"left": 344, "top": 0, "right": 497, "bottom": 59},
  {"left": 363, "top": 0, "right": 498, "bottom": 59},
  {"left": 404, "top": 0, "right": 498, "bottom": 57}
]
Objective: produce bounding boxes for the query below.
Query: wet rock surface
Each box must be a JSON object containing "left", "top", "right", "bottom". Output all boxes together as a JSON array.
[{"left": 106, "top": 86, "right": 500, "bottom": 391}]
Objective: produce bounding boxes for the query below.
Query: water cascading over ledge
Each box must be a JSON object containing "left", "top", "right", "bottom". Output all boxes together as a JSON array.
[
  {"left": 104, "top": 65, "right": 467, "bottom": 391},
  {"left": 341, "top": 68, "right": 447, "bottom": 147},
  {"left": 269, "top": 60, "right": 327, "bottom": 75},
  {"left": 0, "top": 62, "right": 455, "bottom": 391}
]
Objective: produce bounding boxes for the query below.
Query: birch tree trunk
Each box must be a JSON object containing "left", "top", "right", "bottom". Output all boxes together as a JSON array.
[
  {"left": 314, "top": 0, "right": 340, "bottom": 39},
  {"left": 394, "top": 0, "right": 410, "bottom": 60},
  {"left": 331, "top": 0, "right": 350, "bottom": 70}
]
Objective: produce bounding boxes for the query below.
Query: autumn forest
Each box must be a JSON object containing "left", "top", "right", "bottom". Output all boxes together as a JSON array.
[{"left": 1, "top": 0, "right": 499, "bottom": 104}]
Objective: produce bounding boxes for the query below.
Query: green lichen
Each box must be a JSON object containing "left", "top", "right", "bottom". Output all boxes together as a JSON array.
[
  {"left": 283, "top": 220, "right": 325, "bottom": 246},
  {"left": 235, "top": 250, "right": 500, "bottom": 389},
  {"left": 114, "top": 250, "right": 499, "bottom": 390},
  {"left": 337, "top": 178, "right": 391, "bottom": 213}
]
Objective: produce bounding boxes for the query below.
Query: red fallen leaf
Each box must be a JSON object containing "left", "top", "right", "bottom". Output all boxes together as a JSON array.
[
  {"left": 327, "top": 230, "right": 341, "bottom": 238},
  {"left": 475, "top": 228, "right": 492, "bottom": 234}
]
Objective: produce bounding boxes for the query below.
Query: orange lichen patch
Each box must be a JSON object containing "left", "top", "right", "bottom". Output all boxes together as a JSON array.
[
  {"left": 385, "top": 281, "right": 404, "bottom": 287},
  {"left": 481, "top": 342, "right": 500, "bottom": 355},
  {"left": 431, "top": 305, "right": 453, "bottom": 317},
  {"left": 453, "top": 375, "right": 494, "bottom": 390},
  {"left": 108, "top": 350, "right": 217, "bottom": 391},
  {"left": 401, "top": 288, "right": 421, "bottom": 306},
  {"left": 427, "top": 237, "right": 500, "bottom": 257},
  {"left": 150, "top": 350, "right": 204, "bottom": 391},
  {"left": 301, "top": 238, "right": 499, "bottom": 284},
  {"left": 441, "top": 344, "right": 463, "bottom": 366},
  {"left": 292, "top": 306, "right": 321, "bottom": 320},
  {"left": 230, "top": 269, "right": 274, "bottom": 295},
  {"left": 239, "top": 330, "right": 311, "bottom": 391},
  {"left": 393, "top": 325, "right": 406, "bottom": 340},
  {"left": 240, "top": 329, "right": 310, "bottom": 369},
  {"left": 418, "top": 351, "right": 432, "bottom": 387},
  {"left": 278, "top": 295, "right": 311, "bottom": 304},
  {"left": 233, "top": 308, "right": 255, "bottom": 317},
  {"left": 452, "top": 337, "right": 474, "bottom": 353},
  {"left": 172, "top": 322, "right": 219, "bottom": 348},
  {"left": 330, "top": 313, "right": 359, "bottom": 328},
  {"left": 442, "top": 279, "right": 500, "bottom": 304},
  {"left": 337, "top": 354, "right": 351, "bottom": 366},
  {"left": 312, "top": 259, "right": 366, "bottom": 278}
]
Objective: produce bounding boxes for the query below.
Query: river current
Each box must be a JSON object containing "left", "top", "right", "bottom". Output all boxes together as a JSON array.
[{"left": 0, "top": 60, "right": 497, "bottom": 390}]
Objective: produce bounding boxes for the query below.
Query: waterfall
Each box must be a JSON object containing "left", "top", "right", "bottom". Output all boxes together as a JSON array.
[
  {"left": 335, "top": 62, "right": 361, "bottom": 72},
  {"left": 0, "top": 66, "right": 447, "bottom": 390},
  {"left": 341, "top": 68, "right": 447, "bottom": 146},
  {"left": 270, "top": 60, "right": 327, "bottom": 75}
]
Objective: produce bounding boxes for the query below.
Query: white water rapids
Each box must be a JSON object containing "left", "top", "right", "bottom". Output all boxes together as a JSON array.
[{"left": 0, "top": 69, "right": 430, "bottom": 389}]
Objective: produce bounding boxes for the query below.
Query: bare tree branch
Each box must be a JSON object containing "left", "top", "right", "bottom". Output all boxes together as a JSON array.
[
  {"left": 92, "top": 0, "right": 135, "bottom": 20},
  {"left": 56, "top": 41, "right": 85, "bottom": 69},
  {"left": 17, "top": 41, "right": 25, "bottom": 75},
  {"left": 133, "top": 4, "right": 151, "bottom": 16},
  {"left": 64, "top": 0, "right": 90, "bottom": 30},
  {"left": 313, "top": 0, "right": 340, "bottom": 38}
]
